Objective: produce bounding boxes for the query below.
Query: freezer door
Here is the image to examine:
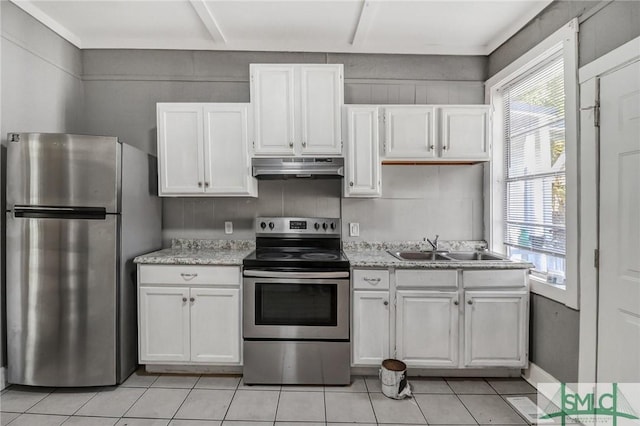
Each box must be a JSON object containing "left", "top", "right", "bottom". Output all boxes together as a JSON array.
[
  {"left": 6, "top": 133, "right": 121, "bottom": 212},
  {"left": 6, "top": 213, "right": 119, "bottom": 387}
]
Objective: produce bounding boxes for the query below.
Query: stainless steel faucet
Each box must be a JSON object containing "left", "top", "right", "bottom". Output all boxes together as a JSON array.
[{"left": 425, "top": 234, "right": 439, "bottom": 251}]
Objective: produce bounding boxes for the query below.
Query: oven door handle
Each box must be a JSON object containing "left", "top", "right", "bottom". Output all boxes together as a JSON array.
[{"left": 243, "top": 270, "right": 350, "bottom": 279}]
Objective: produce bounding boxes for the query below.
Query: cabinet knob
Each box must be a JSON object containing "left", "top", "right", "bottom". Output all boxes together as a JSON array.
[
  {"left": 383, "top": 301, "right": 389, "bottom": 306},
  {"left": 198, "top": 182, "right": 202, "bottom": 187},
  {"left": 302, "top": 141, "right": 307, "bottom": 147},
  {"left": 289, "top": 142, "right": 294, "bottom": 148},
  {"left": 430, "top": 145, "right": 434, "bottom": 150},
  {"left": 182, "top": 297, "right": 187, "bottom": 302},
  {"left": 204, "top": 182, "right": 209, "bottom": 188},
  {"left": 190, "top": 297, "right": 195, "bottom": 302},
  {"left": 467, "top": 300, "right": 473, "bottom": 305},
  {"left": 443, "top": 145, "right": 448, "bottom": 151},
  {"left": 349, "top": 181, "right": 354, "bottom": 187},
  {"left": 454, "top": 300, "right": 459, "bottom": 305}
]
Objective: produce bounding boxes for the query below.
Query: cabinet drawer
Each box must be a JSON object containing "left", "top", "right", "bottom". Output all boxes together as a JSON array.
[
  {"left": 463, "top": 270, "right": 527, "bottom": 289},
  {"left": 395, "top": 270, "right": 458, "bottom": 289},
  {"left": 139, "top": 265, "right": 241, "bottom": 286},
  {"left": 353, "top": 269, "right": 390, "bottom": 290}
]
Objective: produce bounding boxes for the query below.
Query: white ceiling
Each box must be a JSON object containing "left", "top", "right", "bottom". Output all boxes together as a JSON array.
[{"left": 12, "top": 0, "right": 554, "bottom": 55}]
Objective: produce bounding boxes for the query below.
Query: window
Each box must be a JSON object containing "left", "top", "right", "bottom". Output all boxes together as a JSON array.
[
  {"left": 502, "top": 55, "right": 567, "bottom": 285},
  {"left": 485, "top": 19, "right": 578, "bottom": 308}
]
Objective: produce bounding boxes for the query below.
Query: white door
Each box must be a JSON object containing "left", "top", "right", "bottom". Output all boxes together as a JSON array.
[
  {"left": 352, "top": 291, "right": 390, "bottom": 365},
  {"left": 344, "top": 106, "right": 381, "bottom": 197},
  {"left": 300, "top": 65, "right": 343, "bottom": 155},
  {"left": 464, "top": 291, "right": 527, "bottom": 367},
  {"left": 190, "top": 288, "right": 241, "bottom": 364},
  {"left": 383, "top": 107, "right": 436, "bottom": 159},
  {"left": 203, "top": 104, "right": 256, "bottom": 196},
  {"left": 157, "top": 103, "right": 204, "bottom": 194},
  {"left": 251, "top": 65, "right": 296, "bottom": 155},
  {"left": 139, "top": 287, "right": 190, "bottom": 362},
  {"left": 597, "top": 60, "right": 640, "bottom": 383},
  {"left": 439, "top": 106, "right": 490, "bottom": 160},
  {"left": 396, "top": 290, "right": 459, "bottom": 367}
]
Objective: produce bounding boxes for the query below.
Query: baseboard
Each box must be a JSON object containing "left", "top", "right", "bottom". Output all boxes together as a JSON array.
[
  {"left": 522, "top": 362, "right": 560, "bottom": 399},
  {"left": 352, "top": 367, "right": 522, "bottom": 378},
  {"left": 0, "top": 367, "right": 8, "bottom": 390}
]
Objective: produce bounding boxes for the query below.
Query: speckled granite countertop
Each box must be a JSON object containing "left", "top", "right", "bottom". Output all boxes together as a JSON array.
[
  {"left": 343, "top": 241, "right": 534, "bottom": 270},
  {"left": 134, "top": 239, "right": 255, "bottom": 266}
]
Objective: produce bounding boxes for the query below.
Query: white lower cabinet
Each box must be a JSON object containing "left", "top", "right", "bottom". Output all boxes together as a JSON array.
[
  {"left": 353, "top": 290, "right": 390, "bottom": 365},
  {"left": 138, "top": 265, "right": 241, "bottom": 365},
  {"left": 396, "top": 291, "right": 459, "bottom": 367},
  {"left": 464, "top": 291, "right": 528, "bottom": 367}
]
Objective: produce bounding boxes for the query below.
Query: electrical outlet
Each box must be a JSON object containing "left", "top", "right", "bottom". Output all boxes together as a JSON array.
[
  {"left": 349, "top": 222, "right": 360, "bottom": 237},
  {"left": 225, "top": 221, "right": 233, "bottom": 234}
]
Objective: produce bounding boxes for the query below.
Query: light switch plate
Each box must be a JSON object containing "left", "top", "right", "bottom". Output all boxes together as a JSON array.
[
  {"left": 349, "top": 222, "right": 360, "bottom": 237},
  {"left": 225, "top": 221, "right": 233, "bottom": 234}
]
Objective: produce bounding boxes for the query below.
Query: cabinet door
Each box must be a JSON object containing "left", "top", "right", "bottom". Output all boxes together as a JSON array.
[
  {"left": 139, "top": 287, "right": 190, "bottom": 362},
  {"left": 251, "top": 65, "right": 296, "bottom": 155},
  {"left": 300, "top": 65, "right": 343, "bottom": 155},
  {"left": 190, "top": 288, "right": 241, "bottom": 364},
  {"left": 203, "top": 104, "right": 257, "bottom": 196},
  {"left": 383, "top": 107, "right": 436, "bottom": 159},
  {"left": 344, "top": 106, "right": 381, "bottom": 197},
  {"left": 440, "top": 106, "right": 490, "bottom": 160},
  {"left": 353, "top": 291, "right": 390, "bottom": 366},
  {"left": 396, "top": 291, "right": 459, "bottom": 367},
  {"left": 464, "top": 291, "right": 528, "bottom": 367},
  {"left": 157, "top": 104, "right": 205, "bottom": 195}
]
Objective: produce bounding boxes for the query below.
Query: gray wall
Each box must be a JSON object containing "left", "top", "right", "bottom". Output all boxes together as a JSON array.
[
  {"left": 0, "top": 1, "right": 85, "bottom": 368},
  {"left": 489, "top": 0, "right": 640, "bottom": 382},
  {"left": 81, "top": 50, "right": 487, "bottom": 245}
]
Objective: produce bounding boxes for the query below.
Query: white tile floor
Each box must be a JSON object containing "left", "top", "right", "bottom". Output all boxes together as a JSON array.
[{"left": 0, "top": 371, "right": 538, "bottom": 426}]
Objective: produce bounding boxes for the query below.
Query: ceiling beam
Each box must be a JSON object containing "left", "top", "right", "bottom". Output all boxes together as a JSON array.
[
  {"left": 10, "top": 0, "right": 82, "bottom": 48},
  {"left": 189, "top": 0, "right": 226, "bottom": 44},
  {"left": 350, "top": 0, "right": 377, "bottom": 46}
]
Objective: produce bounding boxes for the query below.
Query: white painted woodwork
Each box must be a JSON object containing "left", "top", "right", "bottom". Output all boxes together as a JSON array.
[
  {"left": 251, "top": 64, "right": 343, "bottom": 156},
  {"left": 139, "top": 287, "right": 191, "bottom": 362},
  {"left": 157, "top": 104, "right": 204, "bottom": 194},
  {"left": 353, "top": 290, "right": 390, "bottom": 366},
  {"left": 251, "top": 65, "right": 296, "bottom": 155},
  {"left": 463, "top": 269, "right": 527, "bottom": 289},
  {"left": 300, "top": 65, "right": 343, "bottom": 155},
  {"left": 395, "top": 269, "right": 458, "bottom": 289},
  {"left": 396, "top": 290, "right": 459, "bottom": 367},
  {"left": 140, "top": 265, "right": 241, "bottom": 286},
  {"left": 597, "top": 60, "right": 640, "bottom": 383},
  {"left": 344, "top": 106, "right": 381, "bottom": 197},
  {"left": 353, "top": 268, "right": 389, "bottom": 290},
  {"left": 190, "top": 288, "right": 241, "bottom": 363},
  {"left": 439, "top": 106, "right": 490, "bottom": 160},
  {"left": 464, "top": 291, "right": 528, "bottom": 367},
  {"left": 203, "top": 104, "right": 256, "bottom": 196},
  {"left": 157, "top": 103, "right": 256, "bottom": 197},
  {"left": 383, "top": 106, "right": 436, "bottom": 159}
]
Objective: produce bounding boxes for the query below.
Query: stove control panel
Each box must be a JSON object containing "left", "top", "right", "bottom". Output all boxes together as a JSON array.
[{"left": 256, "top": 217, "right": 341, "bottom": 236}]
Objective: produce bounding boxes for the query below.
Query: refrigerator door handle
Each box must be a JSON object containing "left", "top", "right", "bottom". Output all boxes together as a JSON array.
[{"left": 14, "top": 206, "right": 107, "bottom": 220}]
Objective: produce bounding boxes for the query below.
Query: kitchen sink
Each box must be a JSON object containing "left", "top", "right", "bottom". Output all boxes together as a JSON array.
[
  {"left": 445, "top": 252, "right": 506, "bottom": 261},
  {"left": 388, "top": 251, "right": 452, "bottom": 261}
]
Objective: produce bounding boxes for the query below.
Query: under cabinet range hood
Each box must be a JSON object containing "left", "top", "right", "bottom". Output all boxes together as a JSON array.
[{"left": 252, "top": 157, "right": 344, "bottom": 179}]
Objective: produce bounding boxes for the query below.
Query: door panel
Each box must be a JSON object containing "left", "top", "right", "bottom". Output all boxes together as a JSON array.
[
  {"left": 6, "top": 214, "right": 118, "bottom": 386},
  {"left": 440, "top": 106, "right": 489, "bottom": 159},
  {"left": 597, "top": 60, "right": 640, "bottom": 382},
  {"left": 7, "top": 133, "right": 120, "bottom": 211},
  {"left": 300, "top": 65, "right": 342, "bottom": 154},
  {"left": 345, "top": 107, "right": 381, "bottom": 197},
  {"left": 352, "top": 291, "right": 390, "bottom": 365},
  {"left": 384, "top": 107, "right": 436, "bottom": 159}
]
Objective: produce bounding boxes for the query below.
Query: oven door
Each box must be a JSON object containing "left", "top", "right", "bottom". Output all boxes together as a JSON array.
[{"left": 243, "top": 271, "right": 349, "bottom": 340}]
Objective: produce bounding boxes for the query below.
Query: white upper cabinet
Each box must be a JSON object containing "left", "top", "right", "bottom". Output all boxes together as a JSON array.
[
  {"left": 383, "top": 106, "right": 436, "bottom": 159},
  {"left": 440, "top": 106, "right": 490, "bottom": 160},
  {"left": 251, "top": 64, "right": 343, "bottom": 156},
  {"left": 344, "top": 106, "right": 381, "bottom": 197},
  {"left": 380, "top": 104, "right": 490, "bottom": 162},
  {"left": 157, "top": 103, "right": 257, "bottom": 197}
]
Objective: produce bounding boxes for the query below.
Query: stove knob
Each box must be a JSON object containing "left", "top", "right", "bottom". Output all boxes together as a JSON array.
[
  {"left": 322, "top": 223, "right": 328, "bottom": 230},
  {"left": 268, "top": 222, "right": 275, "bottom": 230},
  {"left": 260, "top": 221, "right": 267, "bottom": 230},
  {"left": 314, "top": 222, "right": 320, "bottom": 230},
  {"left": 330, "top": 222, "right": 336, "bottom": 230}
]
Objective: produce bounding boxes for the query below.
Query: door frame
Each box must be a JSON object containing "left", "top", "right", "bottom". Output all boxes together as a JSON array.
[{"left": 577, "top": 36, "right": 640, "bottom": 383}]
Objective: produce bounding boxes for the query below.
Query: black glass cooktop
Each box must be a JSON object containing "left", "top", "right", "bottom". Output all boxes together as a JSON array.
[{"left": 243, "top": 247, "right": 350, "bottom": 270}]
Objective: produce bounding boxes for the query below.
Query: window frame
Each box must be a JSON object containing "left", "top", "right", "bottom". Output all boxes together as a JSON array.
[{"left": 485, "top": 19, "right": 579, "bottom": 309}]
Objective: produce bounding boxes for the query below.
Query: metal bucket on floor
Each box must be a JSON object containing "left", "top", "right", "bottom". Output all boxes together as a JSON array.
[{"left": 379, "top": 359, "right": 412, "bottom": 399}]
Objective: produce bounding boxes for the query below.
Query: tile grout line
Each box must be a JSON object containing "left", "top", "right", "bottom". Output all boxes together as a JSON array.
[
  {"left": 452, "top": 391, "right": 480, "bottom": 425},
  {"left": 220, "top": 377, "right": 240, "bottom": 423},
  {"left": 363, "top": 376, "right": 380, "bottom": 425}
]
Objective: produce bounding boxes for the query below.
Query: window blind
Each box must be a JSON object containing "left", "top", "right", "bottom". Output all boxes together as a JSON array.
[{"left": 503, "top": 55, "right": 566, "bottom": 260}]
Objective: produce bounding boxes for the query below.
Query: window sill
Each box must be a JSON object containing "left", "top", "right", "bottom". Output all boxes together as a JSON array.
[{"left": 529, "top": 274, "right": 567, "bottom": 304}]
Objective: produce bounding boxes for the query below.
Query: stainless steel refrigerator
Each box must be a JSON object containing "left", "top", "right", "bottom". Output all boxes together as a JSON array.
[{"left": 5, "top": 133, "right": 162, "bottom": 387}]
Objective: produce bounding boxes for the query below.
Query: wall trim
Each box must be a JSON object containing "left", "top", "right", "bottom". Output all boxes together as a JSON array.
[
  {"left": 0, "top": 367, "right": 8, "bottom": 390},
  {"left": 579, "top": 36, "right": 640, "bottom": 83},
  {"left": 523, "top": 362, "right": 560, "bottom": 397}
]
